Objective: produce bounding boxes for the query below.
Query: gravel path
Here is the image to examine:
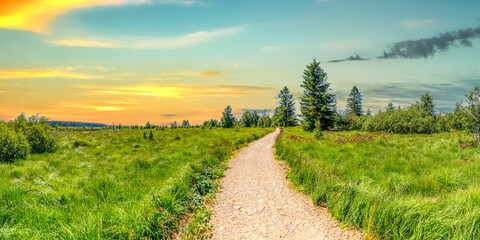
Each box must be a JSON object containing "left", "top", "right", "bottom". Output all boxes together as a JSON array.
[{"left": 210, "top": 129, "right": 362, "bottom": 240}]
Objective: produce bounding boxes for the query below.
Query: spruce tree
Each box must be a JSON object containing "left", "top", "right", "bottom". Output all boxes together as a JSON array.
[
  {"left": 386, "top": 102, "right": 395, "bottom": 112},
  {"left": 148, "top": 130, "right": 154, "bottom": 140},
  {"left": 299, "top": 59, "right": 336, "bottom": 131},
  {"left": 345, "top": 85, "right": 363, "bottom": 116},
  {"left": 221, "top": 105, "right": 235, "bottom": 128},
  {"left": 466, "top": 86, "right": 480, "bottom": 146},
  {"left": 420, "top": 92, "right": 435, "bottom": 116},
  {"left": 273, "top": 86, "right": 297, "bottom": 127}
]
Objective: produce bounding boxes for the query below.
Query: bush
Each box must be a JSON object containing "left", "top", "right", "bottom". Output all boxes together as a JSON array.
[
  {"left": 0, "top": 125, "right": 30, "bottom": 163},
  {"left": 363, "top": 106, "right": 442, "bottom": 134},
  {"left": 25, "top": 124, "right": 57, "bottom": 153},
  {"left": 13, "top": 113, "right": 57, "bottom": 154}
]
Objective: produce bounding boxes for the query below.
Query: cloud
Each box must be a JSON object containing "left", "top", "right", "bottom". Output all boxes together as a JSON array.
[
  {"left": 400, "top": 19, "right": 437, "bottom": 29},
  {"left": 159, "top": 113, "right": 177, "bottom": 117},
  {"left": 328, "top": 54, "right": 369, "bottom": 63},
  {"left": 86, "top": 84, "right": 275, "bottom": 98},
  {"left": 49, "top": 26, "right": 245, "bottom": 49},
  {"left": 63, "top": 104, "right": 127, "bottom": 111},
  {"left": 380, "top": 27, "right": 480, "bottom": 59},
  {"left": 0, "top": 69, "right": 99, "bottom": 79},
  {"left": 0, "top": 0, "right": 204, "bottom": 33},
  {"left": 143, "top": 77, "right": 183, "bottom": 81},
  {"left": 168, "top": 71, "right": 222, "bottom": 77},
  {"left": 105, "top": 100, "right": 140, "bottom": 105}
]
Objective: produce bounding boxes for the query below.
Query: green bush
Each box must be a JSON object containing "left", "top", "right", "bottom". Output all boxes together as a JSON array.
[
  {"left": 12, "top": 113, "right": 57, "bottom": 153},
  {"left": 25, "top": 124, "right": 57, "bottom": 153},
  {"left": 363, "top": 107, "right": 441, "bottom": 134},
  {"left": 0, "top": 125, "right": 30, "bottom": 163}
]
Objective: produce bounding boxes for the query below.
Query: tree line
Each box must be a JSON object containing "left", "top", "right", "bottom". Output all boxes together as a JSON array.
[{"left": 218, "top": 59, "right": 479, "bottom": 145}]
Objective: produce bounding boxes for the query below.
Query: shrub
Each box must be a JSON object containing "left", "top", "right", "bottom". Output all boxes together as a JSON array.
[
  {"left": 25, "top": 124, "right": 57, "bottom": 153},
  {"left": 0, "top": 125, "right": 30, "bottom": 163},
  {"left": 13, "top": 113, "right": 56, "bottom": 153},
  {"left": 363, "top": 107, "right": 441, "bottom": 134}
]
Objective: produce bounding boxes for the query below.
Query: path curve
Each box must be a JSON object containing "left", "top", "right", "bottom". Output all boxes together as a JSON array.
[{"left": 210, "top": 129, "right": 361, "bottom": 240}]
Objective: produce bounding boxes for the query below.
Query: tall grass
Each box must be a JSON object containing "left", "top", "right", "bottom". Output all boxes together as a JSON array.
[
  {"left": 275, "top": 128, "right": 480, "bottom": 239},
  {"left": 0, "top": 127, "right": 272, "bottom": 239}
]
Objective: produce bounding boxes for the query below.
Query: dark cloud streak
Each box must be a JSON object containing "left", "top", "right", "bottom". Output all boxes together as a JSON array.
[
  {"left": 328, "top": 54, "right": 369, "bottom": 63},
  {"left": 380, "top": 27, "right": 480, "bottom": 59}
]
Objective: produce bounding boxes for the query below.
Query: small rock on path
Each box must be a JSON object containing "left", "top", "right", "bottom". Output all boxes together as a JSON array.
[{"left": 210, "top": 129, "right": 362, "bottom": 239}]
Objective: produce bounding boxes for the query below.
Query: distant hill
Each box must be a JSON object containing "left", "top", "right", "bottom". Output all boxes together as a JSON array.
[{"left": 50, "top": 121, "right": 108, "bottom": 127}]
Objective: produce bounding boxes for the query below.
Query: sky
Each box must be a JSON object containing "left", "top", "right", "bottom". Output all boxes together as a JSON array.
[{"left": 0, "top": 0, "right": 479, "bottom": 125}]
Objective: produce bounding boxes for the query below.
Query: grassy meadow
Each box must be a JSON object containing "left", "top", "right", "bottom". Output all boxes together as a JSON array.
[
  {"left": 0, "top": 127, "right": 272, "bottom": 239},
  {"left": 275, "top": 128, "right": 480, "bottom": 239}
]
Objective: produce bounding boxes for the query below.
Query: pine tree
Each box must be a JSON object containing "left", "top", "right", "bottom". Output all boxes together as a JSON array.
[
  {"left": 345, "top": 85, "right": 363, "bottom": 116},
  {"left": 273, "top": 86, "right": 297, "bottom": 127},
  {"left": 386, "top": 102, "right": 395, "bottom": 112},
  {"left": 221, "top": 105, "right": 235, "bottom": 128},
  {"left": 299, "top": 59, "right": 336, "bottom": 131},
  {"left": 419, "top": 92, "right": 435, "bottom": 116},
  {"left": 148, "top": 130, "right": 154, "bottom": 141},
  {"left": 241, "top": 111, "right": 258, "bottom": 127},
  {"left": 466, "top": 86, "right": 480, "bottom": 147},
  {"left": 181, "top": 119, "right": 190, "bottom": 128}
]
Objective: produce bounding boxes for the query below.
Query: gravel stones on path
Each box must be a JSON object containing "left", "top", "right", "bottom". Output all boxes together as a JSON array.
[{"left": 210, "top": 129, "right": 362, "bottom": 240}]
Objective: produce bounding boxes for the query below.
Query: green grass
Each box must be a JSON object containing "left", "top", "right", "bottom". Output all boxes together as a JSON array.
[
  {"left": 275, "top": 128, "right": 480, "bottom": 239},
  {"left": 0, "top": 127, "right": 273, "bottom": 239}
]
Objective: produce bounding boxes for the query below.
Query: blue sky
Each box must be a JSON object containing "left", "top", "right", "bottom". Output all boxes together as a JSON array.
[{"left": 0, "top": 0, "right": 479, "bottom": 124}]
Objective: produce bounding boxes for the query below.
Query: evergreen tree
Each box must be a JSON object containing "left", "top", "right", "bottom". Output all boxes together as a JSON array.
[
  {"left": 299, "top": 59, "right": 336, "bottom": 131},
  {"left": 386, "top": 102, "right": 395, "bottom": 112},
  {"left": 148, "top": 130, "right": 154, "bottom": 141},
  {"left": 221, "top": 105, "right": 235, "bottom": 128},
  {"left": 143, "top": 131, "right": 147, "bottom": 139},
  {"left": 466, "top": 86, "right": 480, "bottom": 146},
  {"left": 273, "top": 86, "right": 297, "bottom": 127},
  {"left": 366, "top": 109, "right": 372, "bottom": 116},
  {"left": 345, "top": 85, "right": 363, "bottom": 116},
  {"left": 181, "top": 119, "right": 190, "bottom": 128},
  {"left": 241, "top": 111, "right": 258, "bottom": 127},
  {"left": 419, "top": 92, "right": 435, "bottom": 116}
]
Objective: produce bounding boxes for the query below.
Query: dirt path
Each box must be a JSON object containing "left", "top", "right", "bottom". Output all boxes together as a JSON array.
[{"left": 210, "top": 129, "right": 361, "bottom": 240}]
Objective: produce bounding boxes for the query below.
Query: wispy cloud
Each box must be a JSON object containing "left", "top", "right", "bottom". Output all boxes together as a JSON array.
[
  {"left": 62, "top": 104, "right": 127, "bottom": 112},
  {"left": 0, "top": 0, "right": 204, "bottom": 33},
  {"left": 381, "top": 27, "right": 480, "bottom": 58},
  {"left": 0, "top": 69, "right": 99, "bottom": 79},
  {"left": 328, "top": 27, "right": 480, "bottom": 62},
  {"left": 328, "top": 54, "right": 369, "bottom": 63},
  {"left": 400, "top": 19, "right": 437, "bottom": 29},
  {"left": 143, "top": 77, "right": 183, "bottom": 81},
  {"left": 49, "top": 26, "right": 245, "bottom": 49},
  {"left": 159, "top": 113, "right": 178, "bottom": 117},
  {"left": 84, "top": 84, "right": 275, "bottom": 98},
  {"left": 167, "top": 71, "right": 222, "bottom": 77}
]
